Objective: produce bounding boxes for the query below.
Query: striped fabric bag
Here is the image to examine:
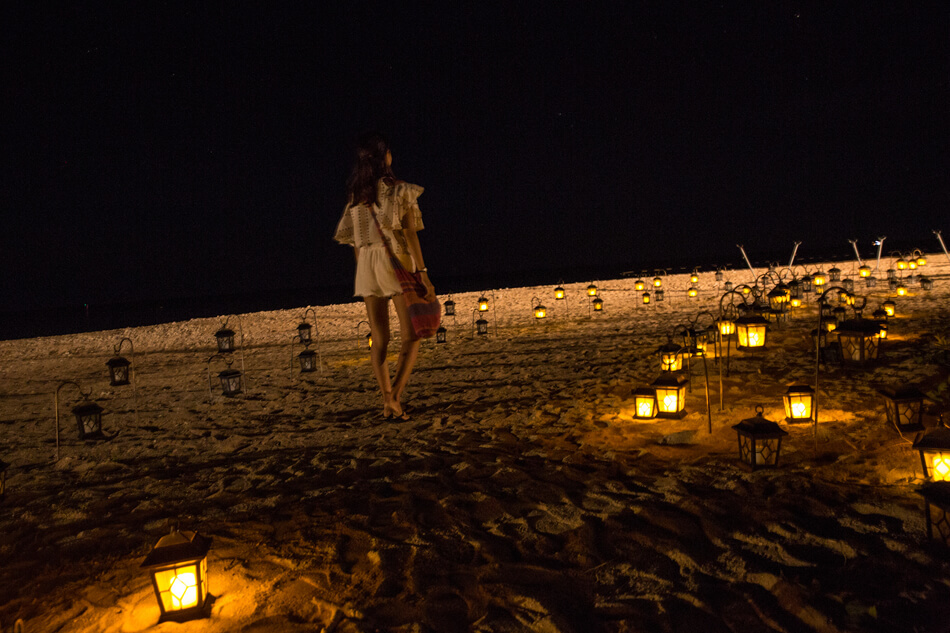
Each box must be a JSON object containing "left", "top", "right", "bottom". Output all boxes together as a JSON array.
[{"left": 369, "top": 210, "right": 441, "bottom": 338}]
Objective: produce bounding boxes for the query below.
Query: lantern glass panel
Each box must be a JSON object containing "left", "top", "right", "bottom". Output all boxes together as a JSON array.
[
  {"left": 436, "top": 327, "right": 447, "bottom": 343},
  {"left": 298, "top": 351, "right": 317, "bottom": 373},
  {"left": 219, "top": 369, "right": 242, "bottom": 396},
  {"left": 476, "top": 319, "right": 488, "bottom": 335},
  {"left": 143, "top": 531, "right": 212, "bottom": 622},
  {"left": 633, "top": 389, "right": 657, "bottom": 419},
  {"left": 717, "top": 319, "right": 735, "bottom": 337},
  {"left": 736, "top": 321, "right": 767, "bottom": 349},
  {"left": 783, "top": 386, "right": 814, "bottom": 423},
  {"left": 661, "top": 352, "right": 682, "bottom": 372},
  {"left": 153, "top": 559, "right": 207, "bottom": 613}
]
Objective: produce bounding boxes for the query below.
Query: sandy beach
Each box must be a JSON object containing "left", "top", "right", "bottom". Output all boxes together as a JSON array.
[{"left": 2, "top": 257, "right": 950, "bottom": 633}]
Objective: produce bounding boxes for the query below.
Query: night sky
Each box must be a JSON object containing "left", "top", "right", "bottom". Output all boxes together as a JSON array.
[{"left": 3, "top": 2, "right": 948, "bottom": 323}]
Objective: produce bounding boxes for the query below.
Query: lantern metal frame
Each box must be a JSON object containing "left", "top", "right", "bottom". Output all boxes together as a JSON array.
[
  {"left": 715, "top": 266, "right": 725, "bottom": 282},
  {"left": 53, "top": 381, "right": 106, "bottom": 461},
  {"left": 141, "top": 528, "right": 213, "bottom": 623},
  {"left": 586, "top": 282, "right": 598, "bottom": 297},
  {"left": 443, "top": 296, "right": 456, "bottom": 317},
  {"left": 589, "top": 294, "right": 604, "bottom": 317},
  {"left": 878, "top": 386, "right": 925, "bottom": 433},
  {"left": 436, "top": 326, "right": 447, "bottom": 344},
  {"left": 919, "top": 482, "right": 950, "bottom": 547},
  {"left": 207, "top": 354, "right": 244, "bottom": 402},
  {"left": 290, "top": 332, "right": 323, "bottom": 382},
  {"left": 632, "top": 387, "right": 658, "bottom": 420},
  {"left": 651, "top": 373, "right": 688, "bottom": 419},
  {"left": 732, "top": 406, "right": 788, "bottom": 471}
]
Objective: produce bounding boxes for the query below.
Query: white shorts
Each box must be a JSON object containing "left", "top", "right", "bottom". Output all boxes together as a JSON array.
[{"left": 354, "top": 244, "right": 409, "bottom": 298}]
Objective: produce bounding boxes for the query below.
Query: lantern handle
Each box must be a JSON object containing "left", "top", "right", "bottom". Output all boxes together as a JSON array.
[
  {"left": 754, "top": 404, "right": 764, "bottom": 416},
  {"left": 355, "top": 320, "right": 370, "bottom": 348},
  {"left": 302, "top": 307, "right": 317, "bottom": 323}
]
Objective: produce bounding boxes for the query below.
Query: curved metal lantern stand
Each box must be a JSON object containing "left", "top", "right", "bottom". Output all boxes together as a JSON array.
[{"left": 111, "top": 337, "right": 138, "bottom": 423}]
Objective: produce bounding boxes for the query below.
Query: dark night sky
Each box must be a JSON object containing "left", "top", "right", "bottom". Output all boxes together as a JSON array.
[{"left": 3, "top": 2, "right": 948, "bottom": 320}]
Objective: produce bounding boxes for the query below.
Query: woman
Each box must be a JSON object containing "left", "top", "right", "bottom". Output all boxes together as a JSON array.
[{"left": 333, "top": 132, "right": 434, "bottom": 419}]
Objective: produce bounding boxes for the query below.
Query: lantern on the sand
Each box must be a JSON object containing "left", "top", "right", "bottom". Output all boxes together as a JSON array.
[
  {"left": 913, "top": 428, "right": 950, "bottom": 482},
  {"left": 141, "top": 529, "right": 213, "bottom": 623},
  {"left": 783, "top": 385, "right": 814, "bottom": 424},
  {"left": 732, "top": 406, "right": 788, "bottom": 470},
  {"left": 836, "top": 319, "right": 882, "bottom": 365},
  {"left": 651, "top": 374, "right": 688, "bottom": 419},
  {"left": 878, "top": 386, "right": 924, "bottom": 433},
  {"left": 632, "top": 388, "right": 658, "bottom": 420}
]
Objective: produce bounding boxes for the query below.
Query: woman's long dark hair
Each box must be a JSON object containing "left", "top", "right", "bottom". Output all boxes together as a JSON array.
[{"left": 346, "top": 132, "right": 395, "bottom": 206}]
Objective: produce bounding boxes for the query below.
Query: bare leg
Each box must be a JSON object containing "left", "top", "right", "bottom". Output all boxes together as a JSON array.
[
  {"left": 364, "top": 296, "right": 396, "bottom": 413},
  {"left": 390, "top": 293, "right": 422, "bottom": 406}
]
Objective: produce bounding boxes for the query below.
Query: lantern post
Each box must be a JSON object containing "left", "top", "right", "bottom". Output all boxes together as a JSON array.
[
  {"left": 107, "top": 336, "right": 138, "bottom": 423},
  {"left": 53, "top": 381, "right": 106, "bottom": 461}
]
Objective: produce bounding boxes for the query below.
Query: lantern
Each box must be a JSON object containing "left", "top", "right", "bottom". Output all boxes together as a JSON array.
[
  {"left": 476, "top": 318, "right": 488, "bottom": 336},
  {"left": 632, "top": 388, "right": 658, "bottom": 420},
  {"left": 141, "top": 529, "right": 212, "bottom": 623},
  {"left": 917, "top": 255, "right": 928, "bottom": 267},
  {"left": 690, "top": 271, "right": 699, "bottom": 284},
  {"left": 658, "top": 340, "right": 684, "bottom": 372},
  {"left": 767, "top": 287, "right": 787, "bottom": 311},
  {"left": 688, "top": 288, "right": 699, "bottom": 299},
  {"left": 842, "top": 278, "right": 854, "bottom": 293},
  {"left": 878, "top": 386, "right": 924, "bottom": 433},
  {"left": 859, "top": 265, "right": 871, "bottom": 278},
  {"left": 886, "top": 268, "right": 897, "bottom": 280},
  {"left": 635, "top": 279, "right": 645, "bottom": 291},
  {"left": 0, "top": 458, "right": 8, "bottom": 497},
  {"left": 655, "top": 289, "right": 665, "bottom": 302},
  {"left": 883, "top": 300, "right": 896, "bottom": 317},
  {"left": 836, "top": 319, "right": 881, "bottom": 365},
  {"left": 896, "top": 283, "right": 907, "bottom": 297},
  {"left": 732, "top": 406, "right": 788, "bottom": 470},
  {"left": 642, "top": 292, "right": 651, "bottom": 305},
  {"left": 218, "top": 369, "right": 243, "bottom": 397},
  {"left": 876, "top": 321, "right": 888, "bottom": 340},
  {"left": 865, "top": 275, "right": 878, "bottom": 288},
  {"left": 107, "top": 356, "right": 131, "bottom": 386},
  {"left": 783, "top": 385, "right": 814, "bottom": 423},
  {"left": 587, "top": 284, "right": 598, "bottom": 297},
  {"left": 717, "top": 317, "right": 736, "bottom": 337},
  {"left": 653, "top": 276, "right": 662, "bottom": 288},
  {"left": 896, "top": 257, "right": 908, "bottom": 271},
  {"left": 214, "top": 328, "right": 235, "bottom": 353},
  {"left": 444, "top": 299, "right": 456, "bottom": 316},
  {"left": 436, "top": 326, "right": 447, "bottom": 344},
  {"left": 741, "top": 286, "right": 752, "bottom": 296},
  {"left": 800, "top": 275, "right": 812, "bottom": 294},
  {"left": 813, "top": 271, "right": 827, "bottom": 290},
  {"left": 554, "top": 286, "right": 565, "bottom": 300},
  {"left": 914, "top": 428, "right": 950, "bottom": 482},
  {"left": 790, "top": 297, "right": 802, "bottom": 309},
  {"left": 715, "top": 268, "right": 724, "bottom": 282},
  {"left": 735, "top": 314, "right": 768, "bottom": 350},
  {"left": 298, "top": 349, "right": 317, "bottom": 373},
  {"left": 724, "top": 281, "right": 733, "bottom": 292},
  {"left": 829, "top": 267, "right": 842, "bottom": 282},
  {"left": 477, "top": 297, "right": 489, "bottom": 312},
  {"left": 908, "top": 259, "right": 917, "bottom": 270},
  {"left": 534, "top": 302, "right": 547, "bottom": 319},
  {"left": 366, "top": 332, "right": 373, "bottom": 348},
  {"left": 592, "top": 297, "right": 604, "bottom": 312},
  {"left": 73, "top": 400, "right": 104, "bottom": 440},
  {"left": 919, "top": 483, "right": 950, "bottom": 547},
  {"left": 651, "top": 374, "right": 688, "bottom": 419},
  {"left": 296, "top": 322, "right": 313, "bottom": 345},
  {"left": 921, "top": 277, "right": 934, "bottom": 291}
]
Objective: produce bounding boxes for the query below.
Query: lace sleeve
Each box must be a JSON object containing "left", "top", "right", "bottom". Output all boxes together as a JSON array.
[
  {"left": 392, "top": 181, "right": 425, "bottom": 231},
  {"left": 333, "top": 207, "right": 355, "bottom": 245}
]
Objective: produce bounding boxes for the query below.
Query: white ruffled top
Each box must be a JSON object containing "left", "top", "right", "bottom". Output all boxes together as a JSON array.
[{"left": 333, "top": 180, "right": 424, "bottom": 256}]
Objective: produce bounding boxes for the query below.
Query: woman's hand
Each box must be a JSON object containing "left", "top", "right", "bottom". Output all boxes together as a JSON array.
[{"left": 419, "top": 271, "right": 435, "bottom": 299}]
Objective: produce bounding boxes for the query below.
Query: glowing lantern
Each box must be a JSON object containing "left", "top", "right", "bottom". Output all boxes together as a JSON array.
[
  {"left": 813, "top": 272, "right": 827, "bottom": 290},
  {"left": 732, "top": 406, "right": 788, "bottom": 470},
  {"left": 735, "top": 314, "right": 768, "bottom": 350},
  {"left": 587, "top": 284, "right": 598, "bottom": 297},
  {"left": 917, "top": 255, "right": 927, "bottom": 267},
  {"left": 554, "top": 286, "right": 565, "bottom": 300},
  {"left": 876, "top": 321, "right": 888, "bottom": 340},
  {"left": 73, "top": 400, "right": 104, "bottom": 440},
  {"left": 896, "top": 257, "right": 908, "bottom": 271},
  {"left": 366, "top": 332, "right": 373, "bottom": 348},
  {"left": 783, "top": 385, "right": 814, "bottom": 423},
  {"left": 477, "top": 297, "right": 489, "bottom": 312},
  {"left": 658, "top": 340, "right": 684, "bottom": 372},
  {"left": 690, "top": 271, "right": 699, "bottom": 284},
  {"left": 436, "top": 326, "right": 447, "bottom": 343},
  {"left": 859, "top": 265, "right": 871, "bottom": 278},
  {"left": 896, "top": 284, "right": 907, "bottom": 296},
  {"left": 829, "top": 267, "right": 841, "bottom": 282},
  {"left": 878, "top": 386, "right": 924, "bottom": 433},
  {"left": 106, "top": 356, "right": 131, "bottom": 386},
  {"left": 767, "top": 287, "right": 787, "bottom": 311},
  {"left": 724, "top": 281, "right": 733, "bottom": 292},
  {"left": 688, "top": 288, "right": 699, "bottom": 299},
  {"left": 914, "top": 428, "right": 950, "bottom": 482},
  {"left": 476, "top": 318, "right": 488, "bottom": 336},
  {"left": 790, "top": 297, "right": 802, "bottom": 308},
  {"left": 141, "top": 529, "right": 212, "bottom": 623},
  {"left": 214, "top": 328, "right": 236, "bottom": 353},
  {"left": 534, "top": 302, "right": 547, "bottom": 319},
  {"left": 919, "top": 483, "right": 950, "bottom": 547},
  {"left": 655, "top": 289, "right": 665, "bottom": 302},
  {"left": 218, "top": 368, "right": 243, "bottom": 397},
  {"left": 717, "top": 318, "right": 736, "bottom": 337},
  {"left": 652, "top": 276, "right": 661, "bottom": 288},
  {"left": 741, "top": 286, "right": 752, "bottom": 296},
  {"left": 908, "top": 259, "right": 917, "bottom": 270},
  {"left": 592, "top": 297, "right": 604, "bottom": 312},
  {"left": 921, "top": 277, "right": 934, "bottom": 291},
  {"left": 642, "top": 292, "right": 651, "bottom": 305},
  {"left": 444, "top": 299, "right": 456, "bottom": 316},
  {"left": 632, "top": 388, "right": 658, "bottom": 420},
  {"left": 634, "top": 279, "right": 645, "bottom": 291},
  {"left": 836, "top": 319, "right": 881, "bottom": 365},
  {"left": 883, "top": 301, "right": 896, "bottom": 317},
  {"left": 298, "top": 349, "right": 317, "bottom": 373},
  {"left": 651, "top": 374, "right": 688, "bottom": 419},
  {"left": 297, "top": 322, "right": 313, "bottom": 345}
]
